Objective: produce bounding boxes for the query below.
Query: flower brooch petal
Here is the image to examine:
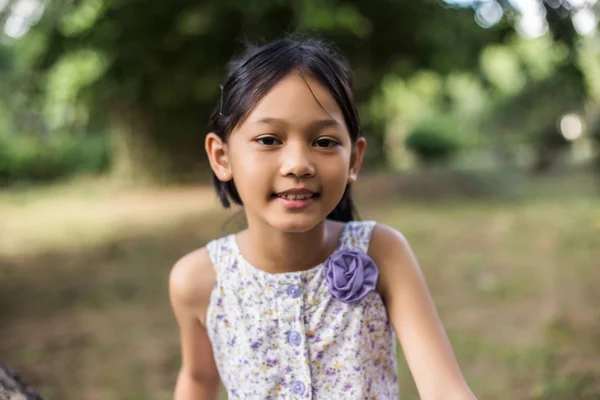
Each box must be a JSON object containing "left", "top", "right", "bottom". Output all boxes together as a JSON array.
[{"left": 323, "top": 250, "right": 378, "bottom": 303}]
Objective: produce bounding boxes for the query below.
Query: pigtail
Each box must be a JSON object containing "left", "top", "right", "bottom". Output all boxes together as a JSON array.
[{"left": 327, "top": 185, "right": 358, "bottom": 222}]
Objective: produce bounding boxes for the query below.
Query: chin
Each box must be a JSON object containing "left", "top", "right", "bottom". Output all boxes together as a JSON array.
[{"left": 267, "top": 214, "right": 324, "bottom": 233}]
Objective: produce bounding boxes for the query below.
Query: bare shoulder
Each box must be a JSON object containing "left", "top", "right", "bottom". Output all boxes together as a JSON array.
[
  {"left": 367, "top": 223, "right": 420, "bottom": 296},
  {"left": 368, "top": 222, "right": 413, "bottom": 264},
  {"left": 169, "top": 246, "right": 217, "bottom": 324}
]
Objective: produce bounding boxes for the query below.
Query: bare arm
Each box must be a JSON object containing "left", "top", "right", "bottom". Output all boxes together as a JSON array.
[
  {"left": 369, "top": 224, "right": 476, "bottom": 400},
  {"left": 170, "top": 248, "right": 220, "bottom": 400}
]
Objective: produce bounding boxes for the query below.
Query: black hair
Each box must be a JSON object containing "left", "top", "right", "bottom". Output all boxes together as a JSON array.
[{"left": 208, "top": 36, "right": 361, "bottom": 222}]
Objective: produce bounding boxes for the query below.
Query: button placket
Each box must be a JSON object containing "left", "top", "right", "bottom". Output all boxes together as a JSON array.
[
  {"left": 292, "top": 380, "right": 306, "bottom": 395},
  {"left": 287, "top": 284, "right": 302, "bottom": 298},
  {"left": 287, "top": 331, "right": 302, "bottom": 346},
  {"left": 284, "top": 276, "right": 311, "bottom": 398}
]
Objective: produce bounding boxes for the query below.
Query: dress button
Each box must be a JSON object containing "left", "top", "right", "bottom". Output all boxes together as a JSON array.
[
  {"left": 287, "top": 284, "right": 301, "bottom": 298},
  {"left": 287, "top": 331, "right": 302, "bottom": 346},
  {"left": 292, "top": 380, "right": 305, "bottom": 395}
]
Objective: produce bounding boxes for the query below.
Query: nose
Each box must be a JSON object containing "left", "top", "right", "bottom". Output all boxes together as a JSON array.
[{"left": 279, "top": 141, "right": 315, "bottom": 178}]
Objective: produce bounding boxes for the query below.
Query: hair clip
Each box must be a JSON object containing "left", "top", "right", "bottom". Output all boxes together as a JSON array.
[{"left": 219, "top": 84, "right": 224, "bottom": 116}]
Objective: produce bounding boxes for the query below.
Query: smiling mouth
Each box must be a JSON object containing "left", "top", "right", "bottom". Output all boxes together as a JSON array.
[{"left": 273, "top": 193, "right": 319, "bottom": 200}]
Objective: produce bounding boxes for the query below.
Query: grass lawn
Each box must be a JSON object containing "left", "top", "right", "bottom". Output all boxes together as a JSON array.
[{"left": 0, "top": 173, "right": 598, "bottom": 399}]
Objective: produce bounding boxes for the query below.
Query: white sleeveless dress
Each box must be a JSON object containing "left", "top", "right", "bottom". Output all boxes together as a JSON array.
[{"left": 206, "top": 220, "right": 399, "bottom": 399}]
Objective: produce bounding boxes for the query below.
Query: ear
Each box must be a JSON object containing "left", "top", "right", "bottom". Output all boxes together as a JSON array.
[
  {"left": 348, "top": 137, "right": 366, "bottom": 184},
  {"left": 205, "top": 133, "right": 232, "bottom": 181}
]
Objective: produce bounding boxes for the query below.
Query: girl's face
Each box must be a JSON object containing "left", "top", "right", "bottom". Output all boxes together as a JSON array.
[{"left": 207, "top": 73, "right": 366, "bottom": 233}]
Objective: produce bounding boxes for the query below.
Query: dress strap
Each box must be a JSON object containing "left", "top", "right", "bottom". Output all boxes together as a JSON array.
[
  {"left": 205, "top": 235, "right": 235, "bottom": 275},
  {"left": 338, "top": 220, "right": 377, "bottom": 253}
]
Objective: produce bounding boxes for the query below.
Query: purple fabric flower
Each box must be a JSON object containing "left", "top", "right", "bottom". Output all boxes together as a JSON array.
[{"left": 323, "top": 250, "right": 378, "bottom": 303}]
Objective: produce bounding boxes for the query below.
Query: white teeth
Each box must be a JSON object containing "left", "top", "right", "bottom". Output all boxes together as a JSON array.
[{"left": 278, "top": 193, "right": 314, "bottom": 200}]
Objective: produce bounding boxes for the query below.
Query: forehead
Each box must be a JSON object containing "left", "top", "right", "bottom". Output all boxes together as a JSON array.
[{"left": 240, "top": 72, "right": 347, "bottom": 130}]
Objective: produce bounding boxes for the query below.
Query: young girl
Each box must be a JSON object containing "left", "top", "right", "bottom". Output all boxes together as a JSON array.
[{"left": 169, "top": 37, "right": 476, "bottom": 400}]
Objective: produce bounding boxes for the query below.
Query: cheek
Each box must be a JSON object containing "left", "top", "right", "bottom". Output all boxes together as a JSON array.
[
  {"left": 323, "top": 147, "right": 351, "bottom": 172},
  {"left": 318, "top": 154, "right": 350, "bottom": 186},
  {"left": 229, "top": 149, "right": 272, "bottom": 184}
]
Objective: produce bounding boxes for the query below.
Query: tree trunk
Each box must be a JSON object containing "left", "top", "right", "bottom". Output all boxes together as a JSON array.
[
  {"left": 531, "top": 145, "right": 557, "bottom": 174},
  {"left": 530, "top": 125, "right": 569, "bottom": 175},
  {"left": 109, "top": 102, "right": 166, "bottom": 185},
  {"left": 108, "top": 101, "right": 210, "bottom": 185}
]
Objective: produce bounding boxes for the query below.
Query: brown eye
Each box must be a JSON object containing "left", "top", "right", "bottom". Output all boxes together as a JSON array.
[
  {"left": 256, "top": 136, "right": 281, "bottom": 146},
  {"left": 314, "top": 138, "right": 339, "bottom": 148}
]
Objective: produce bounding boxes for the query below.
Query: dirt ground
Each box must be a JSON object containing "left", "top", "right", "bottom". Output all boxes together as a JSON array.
[{"left": 0, "top": 173, "right": 598, "bottom": 399}]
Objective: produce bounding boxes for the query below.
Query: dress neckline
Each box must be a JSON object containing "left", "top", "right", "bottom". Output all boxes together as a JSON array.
[{"left": 228, "top": 221, "right": 350, "bottom": 278}]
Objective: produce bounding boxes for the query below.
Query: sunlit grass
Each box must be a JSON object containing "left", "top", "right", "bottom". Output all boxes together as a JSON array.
[{"left": 0, "top": 176, "right": 218, "bottom": 257}]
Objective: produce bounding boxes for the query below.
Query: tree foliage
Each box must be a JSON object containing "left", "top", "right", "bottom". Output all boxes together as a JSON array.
[
  {"left": 1, "top": 0, "right": 596, "bottom": 182},
  {"left": 2, "top": 0, "right": 507, "bottom": 182},
  {"left": 405, "top": 123, "right": 460, "bottom": 166}
]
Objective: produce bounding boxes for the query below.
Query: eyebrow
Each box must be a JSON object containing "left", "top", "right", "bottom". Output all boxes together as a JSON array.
[{"left": 255, "top": 117, "right": 342, "bottom": 130}]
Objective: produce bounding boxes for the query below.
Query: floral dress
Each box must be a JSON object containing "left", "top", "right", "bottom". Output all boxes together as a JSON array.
[{"left": 206, "top": 220, "right": 399, "bottom": 399}]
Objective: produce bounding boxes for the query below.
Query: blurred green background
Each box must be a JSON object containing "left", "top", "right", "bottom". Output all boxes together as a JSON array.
[{"left": 0, "top": 0, "right": 599, "bottom": 399}]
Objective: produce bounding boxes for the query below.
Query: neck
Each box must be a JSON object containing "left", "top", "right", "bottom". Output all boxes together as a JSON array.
[{"left": 236, "top": 218, "right": 344, "bottom": 274}]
